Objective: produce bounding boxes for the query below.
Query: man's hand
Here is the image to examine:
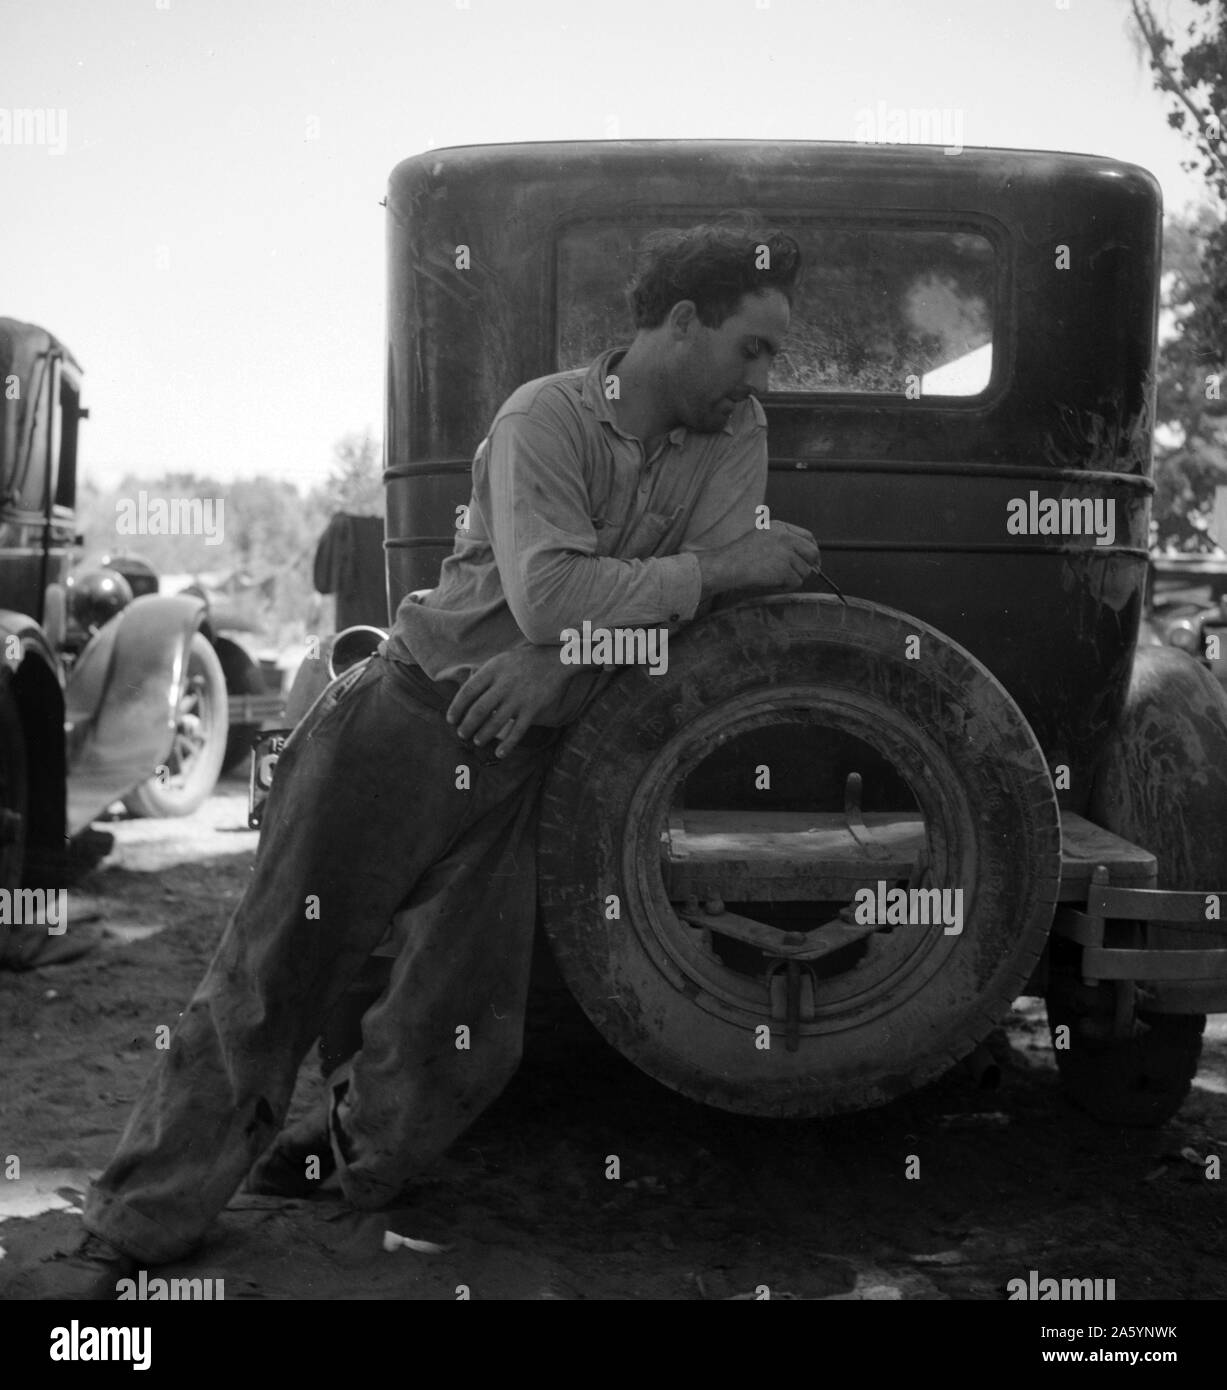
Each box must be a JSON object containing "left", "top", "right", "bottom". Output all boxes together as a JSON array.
[
  {"left": 697, "top": 520, "right": 821, "bottom": 598},
  {"left": 446, "top": 645, "right": 572, "bottom": 757}
]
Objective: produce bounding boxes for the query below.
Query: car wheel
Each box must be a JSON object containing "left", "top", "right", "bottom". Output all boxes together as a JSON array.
[
  {"left": 537, "top": 595, "right": 1063, "bottom": 1118},
  {"left": 1046, "top": 958, "right": 1204, "bottom": 1126},
  {"left": 0, "top": 690, "right": 28, "bottom": 965},
  {"left": 122, "top": 632, "right": 229, "bottom": 818}
]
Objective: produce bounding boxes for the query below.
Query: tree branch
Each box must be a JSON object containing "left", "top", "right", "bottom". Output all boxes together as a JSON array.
[{"left": 1128, "top": 0, "right": 1227, "bottom": 189}]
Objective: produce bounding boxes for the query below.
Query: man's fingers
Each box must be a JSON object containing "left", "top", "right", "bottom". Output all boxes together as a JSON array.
[
  {"left": 775, "top": 520, "right": 820, "bottom": 567},
  {"left": 790, "top": 535, "right": 821, "bottom": 565},
  {"left": 465, "top": 696, "right": 511, "bottom": 744},
  {"left": 493, "top": 716, "right": 525, "bottom": 758},
  {"left": 775, "top": 520, "right": 818, "bottom": 548},
  {"left": 475, "top": 708, "right": 522, "bottom": 751},
  {"left": 456, "top": 686, "right": 507, "bottom": 741},
  {"left": 446, "top": 664, "right": 497, "bottom": 726}
]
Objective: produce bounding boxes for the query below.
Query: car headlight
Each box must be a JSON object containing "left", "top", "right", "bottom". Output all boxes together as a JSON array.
[{"left": 67, "top": 567, "right": 134, "bottom": 635}]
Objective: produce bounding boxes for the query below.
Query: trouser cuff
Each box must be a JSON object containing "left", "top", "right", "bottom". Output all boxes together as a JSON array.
[
  {"left": 83, "top": 1187, "right": 202, "bottom": 1266},
  {"left": 325, "top": 1069, "right": 415, "bottom": 1211}
]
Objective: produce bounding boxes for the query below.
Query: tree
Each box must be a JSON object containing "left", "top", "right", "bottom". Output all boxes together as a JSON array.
[
  {"left": 1151, "top": 205, "right": 1227, "bottom": 549},
  {"left": 75, "top": 470, "right": 323, "bottom": 645},
  {"left": 72, "top": 428, "right": 388, "bottom": 648},
  {"left": 1129, "top": 0, "right": 1227, "bottom": 549},
  {"left": 317, "top": 428, "right": 383, "bottom": 517}
]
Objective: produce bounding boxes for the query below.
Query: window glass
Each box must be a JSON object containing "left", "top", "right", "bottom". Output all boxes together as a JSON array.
[
  {"left": 557, "top": 224, "right": 995, "bottom": 397},
  {"left": 56, "top": 376, "right": 78, "bottom": 509},
  {"left": 13, "top": 356, "right": 53, "bottom": 511}
]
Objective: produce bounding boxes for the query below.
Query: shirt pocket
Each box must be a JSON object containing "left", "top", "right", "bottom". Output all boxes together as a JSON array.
[
  {"left": 590, "top": 512, "right": 622, "bottom": 556},
  {"left": 616, "top": 502, "right": 687, "bottom": 560}
]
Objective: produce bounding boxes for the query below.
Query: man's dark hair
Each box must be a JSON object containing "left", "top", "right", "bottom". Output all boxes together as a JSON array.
[{"left": 627, "top": 219, "right": 803, "bottom": 330}]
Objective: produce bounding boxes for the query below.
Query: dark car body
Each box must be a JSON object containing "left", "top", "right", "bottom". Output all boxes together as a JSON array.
[{"left": 0, "top": 318, "right": 268, "bottom": 882}]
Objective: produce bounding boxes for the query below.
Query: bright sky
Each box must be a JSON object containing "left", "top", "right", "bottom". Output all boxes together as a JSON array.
[{"left": 1, "top": 0, "right": 1217, "bottom": 493}]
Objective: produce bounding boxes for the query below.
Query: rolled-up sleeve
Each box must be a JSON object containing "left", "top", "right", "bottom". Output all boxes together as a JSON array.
[{"left": 482, "top": 406, "right": 702, "bottom": 643}]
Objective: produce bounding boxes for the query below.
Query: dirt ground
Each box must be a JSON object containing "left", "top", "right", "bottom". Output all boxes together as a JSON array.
[{"left": 1, "top": 772, "right": 1225, "bottom": 1303}]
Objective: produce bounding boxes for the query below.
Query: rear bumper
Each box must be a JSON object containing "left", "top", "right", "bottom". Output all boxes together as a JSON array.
[{"left": 1051, "top": 872, "right": 1227, "bottom": 1013}]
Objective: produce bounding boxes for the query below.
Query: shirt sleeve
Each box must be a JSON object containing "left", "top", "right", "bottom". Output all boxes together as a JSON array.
[{"left": 480, "top": 403, "right": 703, "bottom": 644}]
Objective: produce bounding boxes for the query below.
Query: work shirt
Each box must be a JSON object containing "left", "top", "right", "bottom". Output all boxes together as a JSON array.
[{"left": 385, "top": 346, "right": 768, "bottom": 725}]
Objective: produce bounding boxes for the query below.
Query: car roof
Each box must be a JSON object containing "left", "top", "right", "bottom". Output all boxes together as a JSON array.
[{"left": 0, "top": 316, "right": 83, "bottom": 380}]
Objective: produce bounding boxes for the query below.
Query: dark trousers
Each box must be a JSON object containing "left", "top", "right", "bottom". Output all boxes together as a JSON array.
[{"left": 84, "top": 653, "right": 552, "bottom": 1263}]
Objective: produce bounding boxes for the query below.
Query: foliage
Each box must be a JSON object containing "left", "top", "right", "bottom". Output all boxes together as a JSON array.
[
  {"left": 318, "top": 428, "right": 383, "bottom": 517},
  {"left": 1151, "top": 206, "right": 1227, "bottom": 549},
  {"left": 75, "top": 431, "right": 382, "bottom": 649},
  {"left": 1130, "top": 0, "right": 1227, "bottom": 550}
]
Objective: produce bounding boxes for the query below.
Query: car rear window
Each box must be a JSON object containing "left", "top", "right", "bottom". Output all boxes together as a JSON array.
[{"left": 556, "top": 222, "right": 997, "bottom": 399}]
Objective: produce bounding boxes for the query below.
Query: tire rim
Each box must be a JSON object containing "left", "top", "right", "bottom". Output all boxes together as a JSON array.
[
  {"left": 620, "top": 684, "right": 979, "bottom": 1037},
  {"left": 164, "top": 669, "right": 211, "bottom": 787}
]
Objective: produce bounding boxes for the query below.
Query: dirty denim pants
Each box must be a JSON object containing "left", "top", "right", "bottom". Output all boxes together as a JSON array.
[{"left": 84, "top": 651, "right": 553, "bottom": 1264}]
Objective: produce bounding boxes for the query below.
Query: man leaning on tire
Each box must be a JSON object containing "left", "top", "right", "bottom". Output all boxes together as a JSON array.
[{"left": 63, "top": 220, "right": 821, "bottom": 1292}]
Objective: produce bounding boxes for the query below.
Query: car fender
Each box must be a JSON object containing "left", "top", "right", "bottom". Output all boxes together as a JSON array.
[
  {"left": 211, "top": 631, "right": 263, "bottom": 691},
  {"left": 0, "top": 609, "right": 61, "bottom": 682},
  {"left": 1090, "top": 645, "right": 1227, "bottom": 893},
  {"left": 65, "top": 592, "right": 207, "bottom": 834},
  {"left": 0, "top": 610, "right": 68, "bottom": 853}
]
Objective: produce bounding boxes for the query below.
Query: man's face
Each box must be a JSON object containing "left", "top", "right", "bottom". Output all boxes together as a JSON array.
[{"left": 671, "top": 288, "right": 791, "bottom": 433}]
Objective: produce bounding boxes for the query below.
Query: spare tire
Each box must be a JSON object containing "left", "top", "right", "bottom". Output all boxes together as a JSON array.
[{"left": 538, "top": 595, "right": 1062, "bottom": 1118}]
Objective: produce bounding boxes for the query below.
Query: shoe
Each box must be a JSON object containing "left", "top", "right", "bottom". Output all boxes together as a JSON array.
[
  {"left": 327, "top": 1078, "right": 355, "bottom": 1166},
  {"left": 30, "top": 1233, "right": 138, "bottom": 1301},
  {"left": 246, "top": 1124, "right": 336, "bottom": 1199},
  {"left": 0, "top": 921, "right": 102, "bottom": 971}
]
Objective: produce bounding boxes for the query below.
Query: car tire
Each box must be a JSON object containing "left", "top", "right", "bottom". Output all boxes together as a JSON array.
[
  {"left": 122, "top": 632, "right": 229, "bottom": 818},
  {"left": 538, "top": 595, "right": 1063, "bottom": 1118},
  {"left": 1045, "top": 960, "right": 1204, "bottom": 1127},
  {"left": 0, "top": 689, "right": 29, "bottom": 966}
]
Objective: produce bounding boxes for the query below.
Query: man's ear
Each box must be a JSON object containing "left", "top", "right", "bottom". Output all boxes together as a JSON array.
[{"left": 666, "top": 300, "right": 700, "bottom": 339}]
